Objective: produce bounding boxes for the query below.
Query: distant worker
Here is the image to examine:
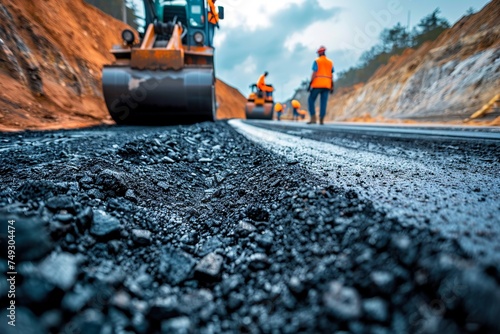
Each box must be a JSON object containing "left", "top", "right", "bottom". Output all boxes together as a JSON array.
[
  {"left": 207, "top": 0, "right": 219, "bottom": 46},
  {"left": 291, "top": 99, "right": 301, "bottom": 121},
  {"left": 257, "top": 71, "right": 274, "bottom": 98},
  {"left": 298, "top": 109, "right": 307, "bottom": 120},
  {"left": 307, "top": 45, "right": 334, "bottom": 125},
  {"left": 274, "top": 102, "right": 287, "bottom": 121}
]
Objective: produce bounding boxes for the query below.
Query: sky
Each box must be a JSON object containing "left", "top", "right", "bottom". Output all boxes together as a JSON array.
[
  {"left": 132, "top": 0, "right": 492, "bottom": 101},
  {"left": 212, "top": 0, "right": 491, "bottom": 101}
]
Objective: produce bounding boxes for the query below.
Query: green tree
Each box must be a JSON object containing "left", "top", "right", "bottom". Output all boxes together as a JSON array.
[
  {"left": 412, "top": 8, "right": 450, "bottom": 47},
  {"left": 416, "top": 8, "right": 450, "bottom": 33},
  {"left": 380, "top": 22, "right": 410, "bottom": 52}
]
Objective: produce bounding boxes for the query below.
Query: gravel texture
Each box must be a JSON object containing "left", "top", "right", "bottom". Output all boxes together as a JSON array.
[{"left": 0, "top": 121, "right": 499, "bottom": 334}]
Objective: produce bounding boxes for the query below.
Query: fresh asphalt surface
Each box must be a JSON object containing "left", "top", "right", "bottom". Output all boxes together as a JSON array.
[
  {"left": 232, "top": 119, "right": 500, "bottom": 264},
  {"left": 243, "top": 120, "right": 500, "bottom": 140}
]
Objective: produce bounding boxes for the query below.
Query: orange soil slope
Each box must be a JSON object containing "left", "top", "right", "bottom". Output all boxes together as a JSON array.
[
  {"left": 0, "top": 0, "right": 244, "bottom": 132},
  {"left": 0, "top": 0, "right": 128, "bottom": 131},
  {"left": 216, "top": 79, "right": 246, "bottom": 120}
]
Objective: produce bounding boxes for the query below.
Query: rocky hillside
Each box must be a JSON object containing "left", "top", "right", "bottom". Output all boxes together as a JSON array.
[
  {"left": 326, "top": 0, "right": 500, "bottom": 125},
  {"left": 0, "top": 0, "right": 245, "bottom": 132}
]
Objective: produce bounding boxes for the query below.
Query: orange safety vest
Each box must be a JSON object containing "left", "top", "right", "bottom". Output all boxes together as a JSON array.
[
  {"left": 274, "top": 103, "right": 283, "bottom": 112},
  {"left": 257, "top": 74, "right": 273, "bottom": 92},
  {"left": 208, "top": 0, "right": 219, "bottom": 25},
  {"left": 311, "top": 55, "right": 333, "bottom": 89}
]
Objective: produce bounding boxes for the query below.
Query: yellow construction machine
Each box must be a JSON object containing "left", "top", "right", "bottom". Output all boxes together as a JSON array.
[
  {"left": 102, "top": 0, "right": 223, "bottom": 124},
  {"left": 245, "top": 84, "right": 274, "bottom": 120}
]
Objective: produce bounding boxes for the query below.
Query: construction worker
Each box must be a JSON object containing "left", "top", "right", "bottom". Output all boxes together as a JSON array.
[
  {"left": 207, "top": 0, "right": 219, "bottom": 47},
  {"left": 291, "top": 99, "right": 301, "bottom": 121},
  {"left": 274, "top": 102, "right": 287, "bottom": 121},
  {"left": 307, "top": 45, "right": 334, "bottom": 125},
  {"left": 298, "top": 109, "right": 307, "bottom": 120},
  {"left": 257, "top": 71, "right": 274, "bottom": 98}
]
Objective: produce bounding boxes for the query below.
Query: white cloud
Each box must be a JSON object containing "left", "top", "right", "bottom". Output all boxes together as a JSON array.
[
  {"left": 213, "top": 31, "right": 226, "bottom": 48},
  {"left": 240, "top": 55, "right": 257, "bottom": 75},
  {"left": 284, "top": 20, "right": 339, "bottom": 53},
  {"left": 217, "top": 0, "right": 306, "bottom": 31}
]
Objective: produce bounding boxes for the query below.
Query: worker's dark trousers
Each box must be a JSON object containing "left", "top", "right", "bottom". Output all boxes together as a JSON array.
[
  {"left": 208, "top": 24, "right": 215, "bottom": 46},
  {"left": 308, "top": 88, "right": 329, "bottom": 119}
]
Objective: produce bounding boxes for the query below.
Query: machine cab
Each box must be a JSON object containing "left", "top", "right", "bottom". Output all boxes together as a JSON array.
[{"left": 143, "top": 0, "right": 224, "bottom": 47}]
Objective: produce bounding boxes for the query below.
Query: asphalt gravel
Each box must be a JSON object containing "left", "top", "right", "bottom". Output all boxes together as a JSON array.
[{"left": 0, "top": 121, "right": 499, "bottom": 334}]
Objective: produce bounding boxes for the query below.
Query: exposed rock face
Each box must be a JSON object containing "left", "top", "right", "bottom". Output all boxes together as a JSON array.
[{"left": 327, "top": 0, "right": 500, "bottom": 124}]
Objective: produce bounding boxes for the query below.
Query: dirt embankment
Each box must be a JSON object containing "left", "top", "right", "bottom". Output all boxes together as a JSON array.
[
  {"left": 0, "top": 0, "right": 245, "bottom": 132},
  {"left": 215, "top": 79, "right": 246, "bottom": 120},
  {"left": 327, "top": 0, "right": 500, "bottom": 125},
  {"left": 0, "top": 0, "right": 128, "bottom": 131}
]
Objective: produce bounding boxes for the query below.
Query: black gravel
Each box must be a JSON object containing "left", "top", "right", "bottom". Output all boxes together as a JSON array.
[{"left": 0, "top": 121, "right": 499, "bottom": 334}]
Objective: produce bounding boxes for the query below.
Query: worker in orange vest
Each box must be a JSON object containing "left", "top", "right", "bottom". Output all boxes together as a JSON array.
[
  {"left": 307, "top": 46, "right": 334, "bottom": 125},
  {"left": 298, "top": 109, "right": 307, "bottom": 120},
  {"left": 207, "top": 0, "right": 219, "bottom": 46},
  {"left": 291, "top": 100, "right": 301, "bottom": 121},
  {"left": 274, "top": 102, "right": 286, "bottom": 121},
  {"left": 257, "top": 71, "right": 274, "bottom": 98}
]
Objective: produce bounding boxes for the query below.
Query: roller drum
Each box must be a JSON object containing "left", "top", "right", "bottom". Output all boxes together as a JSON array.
[
  {"left": 245, "top": 102, "right": 274, "bottom": 120},
  {"left": 102, "top": 66, "right": 215, "bottom": 124}
]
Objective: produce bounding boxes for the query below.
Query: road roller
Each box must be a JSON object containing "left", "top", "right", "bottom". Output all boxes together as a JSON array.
[
  {"left": 102, "top": 0, "right": 224, "bottom": 125},
  {"left": 245, "top": 84, "right": 274, "bottom": 120}
]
